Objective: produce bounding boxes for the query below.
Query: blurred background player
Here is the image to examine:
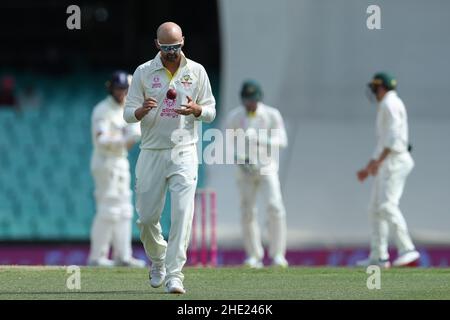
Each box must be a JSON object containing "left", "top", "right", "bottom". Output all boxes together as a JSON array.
[
  {"left": 124, "top": 22, "right": 216, "bottom": 293},
  {"left": 356, "top": 72, "right": 420, "bottom": 268},
  {"left": 226, "top": 80, "right": 288, "bottom": 268},
  {"left": 2, "top": 0, "right": 450, "bottom": 271},
  {"left": 88, "top": 71, "right": 146, "bottom": 268}
]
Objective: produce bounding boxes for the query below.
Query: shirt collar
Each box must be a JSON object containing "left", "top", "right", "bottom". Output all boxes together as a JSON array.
[
  {"left": 107, "top": 95, "right": 123, "bottom": 109},
  {"left": 380, "top": 90, "right": 397, "bottom": 104},
  {"left": 151, "top": 51, "right": 188, "bottom": 71},
  {"left": 243, "top": 102, "right": 263, "bottom": 117}
]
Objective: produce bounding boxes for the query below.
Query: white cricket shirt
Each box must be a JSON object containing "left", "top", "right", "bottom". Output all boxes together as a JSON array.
[
  {"left": 123, "top": 52, "right": 216, "bottom": 150},
  {"left": 92, "top": 96, "right": 141, "bottom": 158},
  {"left": 227, "top": 102, "right": 288, "bottom": 172},
  {"left": 372, "top": 90, "right": 410, "bottom": 159}
]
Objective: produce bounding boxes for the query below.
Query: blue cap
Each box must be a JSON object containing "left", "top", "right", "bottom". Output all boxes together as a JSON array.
[{"left": 108, "top": 70, "right": 129, "bottom": 89}]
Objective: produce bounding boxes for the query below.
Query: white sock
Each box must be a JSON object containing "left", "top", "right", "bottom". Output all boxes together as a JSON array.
[
  {"left": 112, "top": 217, "right": 133, "bottom": 262},
  {"left": 88, "top": 214, "right": 115, "bottom": 262}
]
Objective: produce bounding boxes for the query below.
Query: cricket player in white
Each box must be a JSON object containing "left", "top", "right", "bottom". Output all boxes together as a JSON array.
[
  {"left": 227, "top": 80, "right": 288, "bottom": 268},
  {"left": 357, "top": 73, "right": 420, "bottom": 268},
  {"left": 123, "top": 22, "right": 215, "bottom": 294},
  {"left": 88, "top": 71, "right": 146, "bottom": 268}
]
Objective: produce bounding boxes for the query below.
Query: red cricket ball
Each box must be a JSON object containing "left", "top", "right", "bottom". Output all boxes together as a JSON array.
[{"left": 166, "top": 88, "right": 177, "bottom": 100}]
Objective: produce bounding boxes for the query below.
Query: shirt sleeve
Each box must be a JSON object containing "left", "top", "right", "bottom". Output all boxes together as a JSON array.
[
  {"left": 92, "top": 115, "right": 108, "bottom": 136},
  {"left": 257, "top": 109, "right": 288, "bottom": 148},
  {"left": 195, "top": 66, "right": 216, "bottom": 123},
  {"left": 124, "top": 67, "right": 144, "bottom": 123},
  {"left": 371, "top": 111, "right": 382, "bottom": 159},
  {"left": 270, "top": 109, "right": 288, "bottom": 148},
  {"left": 92, "top": 112, "right": 125, "bottom": 148},
  {"left": 382, "top": 104, "right": 404, "bottom": 153},
  {"left": 371, "top": 145, "right": 382, "bottom": 160},
  {"left": 124, "top": 122, "right": 141, "bottom": 144}
]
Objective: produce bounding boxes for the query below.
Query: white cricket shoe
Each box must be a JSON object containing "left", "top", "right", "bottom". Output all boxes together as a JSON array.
[
  {"left": 356, "top": 257, "right": 391, "bottom": 268},
  {"left": 392, "top": 250, "right": 420, "bottom": 267},
  {"left": 244, "top": 257, "right": 263, "bottom": 269},
  {"left": 88, "top": 257, "right": 115, "bottom": 267},
  {"left": 165, "top": 278, "right": 186, "bottom": 294},
  {"left": 149, "top": 263, "right": 166, "bottom": 288},
  {"left": 115, "top": 257, "right": 147, "bottom": 268},
  {"left": 272, "top": 255, "right": 289, "bottom": 268}
]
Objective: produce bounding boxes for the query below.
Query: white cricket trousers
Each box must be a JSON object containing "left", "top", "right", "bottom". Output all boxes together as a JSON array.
[
  {"left": 89, "top": 155, "right": 134, "bottom": 262},
  {"left": 368, "top": 152, "right": 416, "bottom": 261},
  {"left": 135, "top": 145, "right": 198, "bottom": 283},
  {"left": 236, "top": 168, "right": 287, "bottom": 261},
  {"left": 89, "top": 214, "right": 133, "bottom": 262}
]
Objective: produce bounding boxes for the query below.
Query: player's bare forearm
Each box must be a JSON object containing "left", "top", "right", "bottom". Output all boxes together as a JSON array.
[
  {"left": 366, "top": 159, "right": 377, "bottom": 170},
  {"left": 376, "top": 148, "right": 391, "bottom": 164},
  {"left": 135, "top": 97, "right": 158, "bottom": 120}
]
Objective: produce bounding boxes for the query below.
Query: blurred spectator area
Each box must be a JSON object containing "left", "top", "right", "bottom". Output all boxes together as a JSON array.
[
  {"left": 0, "top": 0, "right": 220, "bottom": 241},
  {"left": 0, "top": 72, "right": 106, "bottom": 240},
  {"left": 0, "top": 71, "right": 220, "bottom": 241}
]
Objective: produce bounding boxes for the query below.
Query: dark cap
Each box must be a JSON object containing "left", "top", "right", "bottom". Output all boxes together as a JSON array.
[
  {"left": 368, "top": 72, "right": 397, "bottom": 90},
  {"left": 107, "top": 70, "right": 129, "bottom": 89},
  {"left": 240, "top": 80, "right": 263, "bottom": 101}
]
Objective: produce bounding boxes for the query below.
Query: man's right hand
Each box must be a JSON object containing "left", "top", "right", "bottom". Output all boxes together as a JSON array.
[
  {"left": 135, "top": 97, "right": 158, "bottom": 120},
  {"left": 357, "top": 168, "right": 369, "bottom": 182},
  {"left": 357, "top": 159, "right": 378, "bottom": 182}
]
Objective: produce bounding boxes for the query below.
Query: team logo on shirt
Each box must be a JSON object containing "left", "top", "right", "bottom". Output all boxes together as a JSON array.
[
  {"left": 152, "top": 75, "right": 162, "bottom": 88},
  {"left": 160, "top": 98, "right": 179, "bottom": 118},
  {"left": 180, "top": 74, "right": 193, "bottom": 89}
]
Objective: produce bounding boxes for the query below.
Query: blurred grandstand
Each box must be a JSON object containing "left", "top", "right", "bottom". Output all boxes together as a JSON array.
[
  {"left": 2, "top": 0, "right": 450, "bottom": 267},
  {"left": 0, "top": 72, "right": 121, "bottom": 240},
  {"left": 0, "top": 0, "right": 220, "bottom": 264},
  {"left": 0, "top": 70, "right": 219, "bottom": 240}
]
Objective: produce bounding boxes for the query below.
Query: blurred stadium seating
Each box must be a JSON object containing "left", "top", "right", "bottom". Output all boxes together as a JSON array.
[
  {"left": 0, "top": 72, "right": 105, "bottom": 240},
  {"left": 0, "top": 71, "right": 219, "bottom": 242}
]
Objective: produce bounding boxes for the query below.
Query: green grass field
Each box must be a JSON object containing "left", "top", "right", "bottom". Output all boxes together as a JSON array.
[{"left": 1, "top": 266, "right": 450, "bottom": 300}]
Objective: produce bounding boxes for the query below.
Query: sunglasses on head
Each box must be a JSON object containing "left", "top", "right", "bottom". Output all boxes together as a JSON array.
[{"left": 157, "top": 40, "right": 182, "bottom": 53}]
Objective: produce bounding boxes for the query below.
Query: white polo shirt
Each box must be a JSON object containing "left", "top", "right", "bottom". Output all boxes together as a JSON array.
[
  {"left": 123, "top": 52, "right": 216, "bottom": 150},
  {"left": 372, "top": 90, "right": 410, "bottom": 159}
]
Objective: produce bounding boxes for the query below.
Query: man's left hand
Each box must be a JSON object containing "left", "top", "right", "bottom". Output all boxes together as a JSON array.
[{"left": 175, "top": 96, "right": 202, "bottom": 117}]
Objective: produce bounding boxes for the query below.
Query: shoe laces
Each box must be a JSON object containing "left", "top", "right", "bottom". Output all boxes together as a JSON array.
[
  {"left": 151, "top": 264, "right": 165, "bottom": 277},
  {"left": 168, "top": 278, "right": 183, "bottom": 288}
]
